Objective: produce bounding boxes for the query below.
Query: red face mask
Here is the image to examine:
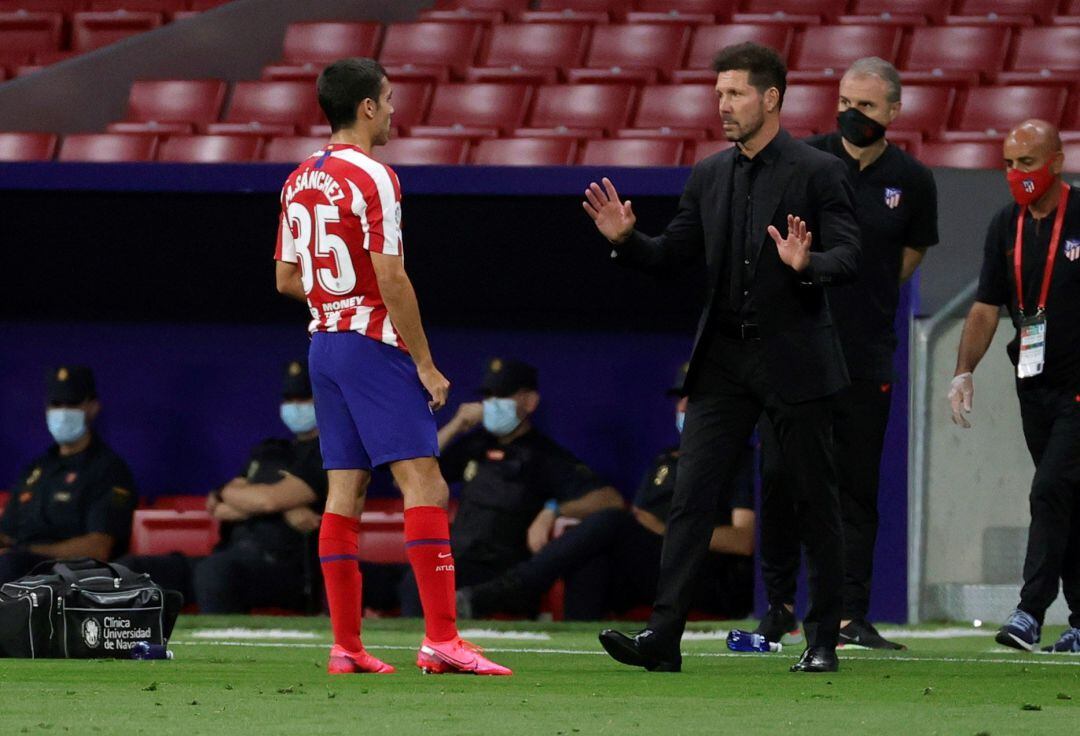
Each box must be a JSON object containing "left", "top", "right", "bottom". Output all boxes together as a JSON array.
[{"left": 1007, "top": 162, "right": 1056, "bottom": 206}]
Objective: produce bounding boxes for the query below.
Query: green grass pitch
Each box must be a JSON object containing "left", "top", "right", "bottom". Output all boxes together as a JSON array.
[{"left": 1, "top": 616, "right": 1078, "bottom": 736}]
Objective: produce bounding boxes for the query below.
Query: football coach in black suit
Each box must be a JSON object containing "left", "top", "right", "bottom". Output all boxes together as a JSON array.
[{"left": 584, "top": 43, "right": 861, "bottom": 673}]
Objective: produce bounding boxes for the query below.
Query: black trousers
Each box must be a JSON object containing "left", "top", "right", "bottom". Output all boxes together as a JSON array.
[
  {"left": 760, "top": 378, "right": 892, "bottom": 620},
  {"left": 1016, "top": 384, "right": 1080, "bottom": 628},
  {"left": 649, "top": 336, "right": 843, "bottom": 648}
]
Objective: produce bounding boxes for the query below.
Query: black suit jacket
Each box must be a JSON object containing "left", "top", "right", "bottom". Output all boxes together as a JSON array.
[{"left": 613, "top": 129, "right": 861, "bottom": 403}]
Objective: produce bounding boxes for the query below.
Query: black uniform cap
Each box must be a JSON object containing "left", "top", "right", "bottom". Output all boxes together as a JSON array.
[
  {"left": 481, "top": 358, "right": 538, "bottom": 398},
  {"left": 282, "top": 359, "right": 313, "bottom": 399},
  {"left": 47, "top": 366, "right": 96, "bottom": 404},
  {"left": 666, "top": 362, "right": 690, "bottom": 397}
]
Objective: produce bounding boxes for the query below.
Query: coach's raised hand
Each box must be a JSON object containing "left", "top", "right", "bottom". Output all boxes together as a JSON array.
[
  {"left": 583, "top": 177, "right": 636, "bottom": 244},
  {"left": 768, "top": 214, "right": 812, "bottom": 273}
]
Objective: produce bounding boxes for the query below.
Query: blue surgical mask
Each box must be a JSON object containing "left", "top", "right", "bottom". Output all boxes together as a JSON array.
[
  {"left": 676, "top": 411, "right": 685, "bottom": 434},
  {"left": 47, "top": 408, "right": 87, "bottom": 445},
  {"left": 280, "top": 401, "right": 317, "bottom": 434},
  {"left": 482, "top": 397, "right": 522, "bottom": 437}
]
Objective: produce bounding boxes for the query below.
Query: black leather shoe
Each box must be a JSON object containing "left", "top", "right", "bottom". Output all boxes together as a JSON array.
[
  {"left": 598, "top": 629, "right": 681, "bottom": 672},
  {"left": 789, "top": 646, "right": 839, "bottom": 673}
]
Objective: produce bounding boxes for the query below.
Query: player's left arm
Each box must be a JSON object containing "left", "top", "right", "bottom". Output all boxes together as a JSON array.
[
  {"left": 276, "top": 261, "right": 306, "bottom": 303},
  {"left": 899, "top": 246, "right": 929, "bottom": 283},
  {"left": 220, "top": 473, "right": 317, "bottom": 515},
  {"left": 27, "top": 532, "right": 114, "bottom": 561},
  {"left": 899, "top": 166, "right": 940, "bottom": 284}
]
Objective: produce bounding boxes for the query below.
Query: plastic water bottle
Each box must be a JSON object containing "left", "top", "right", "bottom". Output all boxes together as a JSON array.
[
  {"left": 131, "top": 641, "right": 173, "bottom": 660},
  {"left": 726, "top": 629, "right": 781, "bottom": 653}
]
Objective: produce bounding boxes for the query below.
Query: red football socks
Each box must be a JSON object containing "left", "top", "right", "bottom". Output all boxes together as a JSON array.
[
  {"left": 404, "top": 505, "right": 458, "bottom": 643},
  {"left": 319, "top": 512, "right": 363, "bottom": 652}
]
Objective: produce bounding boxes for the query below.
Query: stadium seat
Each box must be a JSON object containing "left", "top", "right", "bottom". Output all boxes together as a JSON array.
[
  {"left": 736, "top": 0, "right": 845, "bottom": 18},
  {"left": 107, "top": 121, "right": 194, "bottom": 135},
  {"left": 952, "top": 0, "right": 1056, "bottom": 24},
  {"left": 628, "top": 84, "right": 722, "bottom": 138},
  {"left": 890, "top": 85, "right": 956, "bottom": 138},
  {"left": 120, "top": 79, "right": 228, "bottom": 127},
  {"left": 846, "top": 0, "right": 946, "bottom": 23},
  {"left": 634, "top": 0, "right": 735, "bottom": 16},
  {"left": 419, "top": 8, "right": 507, "bottom": 26},
  {"left": 157, "top": 134, "right": 262, "bottom": 162},
  {"left": 150, "top": 494, "right": 207, "bottom": 511},
  {"left": 568, "top": 23, "right": 690, "bottom": 83},
  {"left": 0, "top": 490, "right": 9, "bottom": 518},
  {"left": 537, "top": 0, "right": 633, "bottom": 20},
  {"left": 374, "top": 137, "right": 470, "bottom": 165},
  {"left": 263, "top": 136, "right": 327, "bottom": 163},
  {"left": 378, "top": 22, "right": 485, "bottom": 79},
  {"left": 410, "top": 82, "right": 532, "bottom": 138},
  {"left": 1000, "top": 27, "right": 1080, "bottom": 86},
  {"left": 88, "top": 0, "right": 189, "bottom": 12},
  {"left": 777, "top": 85, "right": 838, "bottom": 133},
  {"left": 278, "top": 22, "right": 383, "bottom": 64},
  {"left": 357, "top": 508, "right": 406, "bottom": 564},
  {"left": 518, "top": 9, "right": 611, "bottom": 25},
  {"left": 0, "top": 12, "right": 64, "bottom": 56},
  {"left": 920, "top": 141, "right": 1003, "bottom": 169},
  {"left": 579, "top": 138, "right": 684, "bottom": 166},
  {"left": 673, "top": 24, "right": 793, "bottom": 83},
  {"left": 210, "top": 80, "right": 320, "bottom": 133},
  {"left": 468, "top": 22, "right": 589, "bottom": 84},
  {"left": 129, "top": 509, "right": 219, "bottom": 557},
  {"left": 834, "top": 13, "right": 927, "bottom": 27},
  {"left": 525, "top": 83, "right": 636, "bottom": 136},
  {"left": 436, "top": 0, "right": 530, "bottom": 16},
  {"left": 471, "top": 137, "right": 577, "bottom": 165},
  {"left": 71, "top": 11, "right": 164, "bottom": 52},
  {"left": 1065, "top": 141, "right": 1080, "bottom": 174},
  {"left": 0, "top": 1, "right": 82, "bottom": 11},
  {"left": 790, "top": 25, "right": 902, "bottom": 72},
  {"left": 901, "top": 27, "right": 1011, "bottom": 83},
  {"left": 0, "top": 132, "right": 58, "bottom": 161},
  {"left": 948, "top": 85, "right": 1068, "bottom": 136},
  {"left": 58, "top": 133, "right": 158, "bottom": 162}
]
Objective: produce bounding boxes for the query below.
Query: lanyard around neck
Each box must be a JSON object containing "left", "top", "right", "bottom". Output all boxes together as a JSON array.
[{"left": 1014, "top": 181, "right": 1070, "bottom": 317}]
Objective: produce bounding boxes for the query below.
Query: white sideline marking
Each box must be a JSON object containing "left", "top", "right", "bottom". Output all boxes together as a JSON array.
[
  {"left": 188, "top": 628, "right": 319, "bottom": 640},
  {"left": 457, "top": 629, "right": 552, "bottom": 641},
  {"left": 681, "top": 630, "right": 730, "bottom": 640},
  {"left": 172, "top": 639, "right": 1080, "bottom": 666},
  {"left": 876, "top": 627, "right": 989, "bottom": 639}
]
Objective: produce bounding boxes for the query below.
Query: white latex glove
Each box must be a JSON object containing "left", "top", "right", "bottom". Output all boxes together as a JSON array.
[{"left": 948, "top": 372, "right": 974, "bottom": 428}]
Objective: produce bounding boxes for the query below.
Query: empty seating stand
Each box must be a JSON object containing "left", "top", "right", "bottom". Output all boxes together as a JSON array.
[{"left": 129, "top": 509, "right": 220, "bottom": 557}]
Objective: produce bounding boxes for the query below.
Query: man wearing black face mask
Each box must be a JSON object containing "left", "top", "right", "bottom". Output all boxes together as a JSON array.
[
  {"left": 756, "top": 57, "right": 939, "bottom": 651},
  {"left": 950, "top": 120, "right": 1080, "bottom": 654}
]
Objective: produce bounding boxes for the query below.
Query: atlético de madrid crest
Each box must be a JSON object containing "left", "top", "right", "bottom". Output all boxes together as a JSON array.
[
  {"left": 884, "top": 187, "right": 902, "bottom": 209},
  {"left": 1065, "top": 239, "right": 1080, "bottom": 262}
]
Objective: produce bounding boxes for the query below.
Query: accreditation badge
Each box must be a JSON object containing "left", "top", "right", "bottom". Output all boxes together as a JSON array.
[{"left": 1017, "top": 314, "right": 1047, "bottom": 379}]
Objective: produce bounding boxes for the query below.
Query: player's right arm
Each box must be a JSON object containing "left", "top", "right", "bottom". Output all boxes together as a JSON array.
[
  {"left": 274, "top": 211, "right": 308, "bottom": 303},
  {"left": 370, "top": 252, "right": 450, "bottom": 411}
]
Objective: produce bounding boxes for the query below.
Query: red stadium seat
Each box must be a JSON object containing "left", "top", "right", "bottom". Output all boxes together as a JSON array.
[
  {"left": 569, "top": 23, "right": 691, "bottom": 82},
  {"left": 920, "top": 141, "right": 1003, "bottom": 169},
  {"left": 418, "top": 8, "right": 506, "bottom": 26},
  {"left": 472, "top": 137, "right": 577, "bottom": 165},
  {"left": 629, "top": 84, "right": 722, "bottom": 138},
  {"left": 0, "top": 132, "right": 58, "bottom": 161},
  {"left": 439, "top": 0, "right": 530, "bottom": 15},
  {"left": 847, "top": 0, "right": 946, "bottom": 23},
  {"left": 890, "top": 85, "right": 956, "bottom": 137},
  {"left": 791, "top": 25, "right": 902, "bottom": 71},
  {"left": 471, "top": 22, "right": 589, "bottom": 82},
  {"left": 579, "top": 138, "right": 684, "bottom": 165},
  {"left": 71, "top": 11, "right": 163, "bottom": 52},
  {"left": 151, "top": 494, "right": 207, "bottom": 511},
  {"left": 129, "top": 510, "right": 219, "bottom": 557},
  {"left": 378, "top": 22, "right": 484, "bottom": 79},
  {"left": 0, "top": 12, "right": 63, "bottom": 54},
  {"left": 121, "top": 79, "right": 228, "bottom": 126},
  {"left": 538, "top": 0, "right": 632, "bottom": 19},
  {"left": 58, "top": 133, "right": 157, "bottom": 162},
  {"left": 157, "top": 134, "right": 262, "bottom": 162},
  {"left": 834, "top": 13, "right": 927, "bottom": 27},
  {"left": 953, "top": 0, "right": 1056, "bottom": 23},
  {"left": 88, "top": 0, "right": 188, "bottom": 12},
  {"left": 901, "top": 26, "right": 1011, "bottom": 82},
  {"left": 526, "top": 83, "right": 636, "bottom": 135},
  {"left": 410, "top": 82, "right": 532, "bottom": 138},
  {"left": 518, "top": 9, "right": 611, "bottom": 25},
  {"left": 216, "top": 80, "right": 320, "bottom": 129},
  {"left": 357, "top": 507, "right": 406, "bottom": 564},
  {"left": 263, "top": 136, "right": 327, "bottom": 163},
  {"left": 374, "top": 137, "right": 470, "bottom": 165},
  {"left": 949, "top": 85, "right": 1068, "bottom": 135},
  {"left": 1006, "top": 27, "right": 1080, "bottom": 73},
  {"left": 1065, "top": 140, "right": 1080, "bottom": 174},
  {"left": 634, "top": 0, "right": 734, "bottom": 15},
  {"left": 107, "top": 121, "right": 194, "bottom": 134},
  {"left": 675, "top": 24, "right": 793, "bottom": 82},
  {"left": 777, "top": 85, "right": 837, "bottom": 133},
  {"left": 737, "top": 0, "right": 845, "bottom": 18},
  {"left": 0, "top": 1, "right": 81, "bottom": 11},
  {"left": 280, "top": 22, "right": 382, "bottom": 64},
  {"left": 0, "top": 490, "right": 9, "bottom": 518}
]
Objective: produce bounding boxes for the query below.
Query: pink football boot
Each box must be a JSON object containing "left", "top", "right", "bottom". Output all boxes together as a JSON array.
[
  {"left": 416, "top": 638, "right": 513, "bottom": 676},
  {"left": 327, "top": 644, "right": 396, "bottom": 674}
]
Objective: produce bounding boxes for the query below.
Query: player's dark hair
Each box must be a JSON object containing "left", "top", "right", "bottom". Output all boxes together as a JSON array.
[
  {"left": 711, "top": 42, "right": 787, "bottom": 108},
  {"left": 317, "top": 57, "right": 387, "bottom": 132}
]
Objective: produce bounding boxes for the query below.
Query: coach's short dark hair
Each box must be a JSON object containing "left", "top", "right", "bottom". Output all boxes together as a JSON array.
[
  {"left": 317, "top": 57, "right": 387, "bottom": 132},
  {"left": 711, "top": 42, "right": 787, "bottom": 108}
]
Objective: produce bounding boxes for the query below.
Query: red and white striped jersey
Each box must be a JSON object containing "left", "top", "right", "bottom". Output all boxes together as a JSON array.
[{"left": 274, "top": 142, "right": 407, "bottom": 352}]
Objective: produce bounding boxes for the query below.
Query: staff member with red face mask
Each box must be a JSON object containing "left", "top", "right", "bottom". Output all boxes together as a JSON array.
[
  {"left": 756, "top": 57, "right": 939, "bottom": 651},
  {"left": 950, "top": 119, "right": 1080, "bottom": 654}
]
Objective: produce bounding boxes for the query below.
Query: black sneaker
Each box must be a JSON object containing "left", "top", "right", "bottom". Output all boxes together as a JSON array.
[
  {"left": 754, "top": 606, "right": 804, "bottom": 645},
  {"left": 839, "top": 619, "right": 906, "bottom": 650}
]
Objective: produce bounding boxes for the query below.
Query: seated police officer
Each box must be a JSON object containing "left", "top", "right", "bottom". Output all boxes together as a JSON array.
[
  {"left": 120, "top": 360, "right": 328, "bottom": 612},
  {"left": 0, "top": 366, "right": 137, "bottom": 584},
  {"left": 458, "top": 363, "right": 756, "bottom": 621},
  {"left": 398, "top": 358, "right": 623, "bottom": 617}
]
